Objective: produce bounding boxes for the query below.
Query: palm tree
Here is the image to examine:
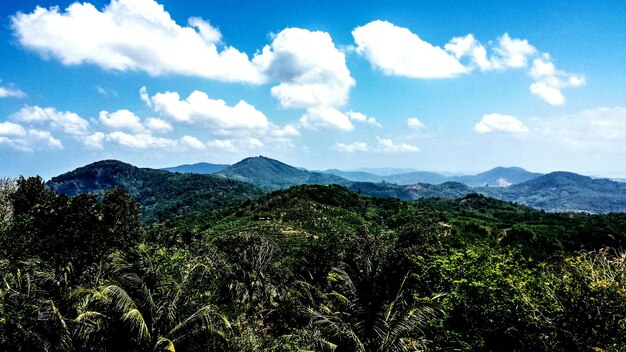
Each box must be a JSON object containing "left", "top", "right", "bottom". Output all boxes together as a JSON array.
[
  {"left": 307, "top": 230, "right": 438, "bottom": 352},
  {"left": 74, "top": 252, "right": 231, "bottom": 351},
  {"left": 0, "top": 260, "right": 73, "bottom": 351}
]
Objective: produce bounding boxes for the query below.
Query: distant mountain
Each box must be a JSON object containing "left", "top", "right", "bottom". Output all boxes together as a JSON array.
[
  {"left": 454, "top": 167, "right": 543, "bottom": 187},
  {"left": 163, "top": 162, "right": 229, "bottom": 174},
  {"left": 498, "top": 172, "right": 626, "bottom": 213},
  {"left": 325, "top": 166, "right": 541, "bottom": 187},
  {"left": 217, "top": 156, "right": 349, "bottom": 190},
  {"left": 47, "top": 160, "right": 263, "bottom": 222}
]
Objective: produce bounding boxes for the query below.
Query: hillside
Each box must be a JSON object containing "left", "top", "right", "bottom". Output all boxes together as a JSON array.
[
  {"left": 216, "top": 156, "right": 349, "bottom": 190},
  {"left": 498, "top": 171, "right": 626, "bottom": 213},
  {"left": 348, "top": 181, "right": 474, "bottom": 200},
  {"left": 163, "top": 162, "right": 229, "bottom": 174},
  {"left": 47, "top": 160, "right": 264, "bottom": 222}
]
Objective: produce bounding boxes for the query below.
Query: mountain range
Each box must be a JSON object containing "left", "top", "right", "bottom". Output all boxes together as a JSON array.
[{"left": 45, "top": 156, "right": 626, "bottom": 217}]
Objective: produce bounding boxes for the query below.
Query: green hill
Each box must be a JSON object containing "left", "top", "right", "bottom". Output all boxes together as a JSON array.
[
  {"left": 216, "top": 156, "right": 349, "bottom": 190},
  {"left": 499, "top": 171, "right": 626, "bottom": 213},
  {"left": 47, "top": 160, "right": 264, "bottom": 222}
]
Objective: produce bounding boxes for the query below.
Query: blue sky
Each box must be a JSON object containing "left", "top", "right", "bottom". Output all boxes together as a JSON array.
[{"left": 1, "top": 0, "right": 625, "bottom": 178}]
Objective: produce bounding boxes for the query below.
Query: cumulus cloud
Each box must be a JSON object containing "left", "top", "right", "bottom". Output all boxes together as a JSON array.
[
  {"left": 0, "top": 122, "right": 27, "bottom": 136},
  {"left": 99, "top": 109, "right": 146, "bottom": 133},
  {"left": 207, "top": 137, "right": 264, "bottom": 152},
  {"left": 474, "top": 113, "right": 529, "bottom": 134},
  {"left": 407, "top": 117, "right": 426, "bottom": 130},
  {"left": 352, "top": 20, "right": 467, "bottom": 78},
  {"left": 335, "top": 141, "right": 368, "bottom": 153},
  {"left": 0, "top": 84, "right": 26, "bottom": 98},
  {"left": 0, "top": 128, "right": 63, "bottom": 151},
  {"left": 180, "top": 135, "right": 205, "bottom": 150},
  {"left": 353, "top": 21, "right": 583, "bottom": 104},
  {"left": 445, "top": 33, "right": 536, "bottom": 71},
  {"left": 528, "top": 54, "right": 585, "bottom": 105},
  {"left": 254, "top": 27, "right": 355, "bottom": 109},
  {"left": 299, "top": 107, "right": 354, "bottom": 132},
  {"left": 12, "top": 0, "right": 264, "bottom": 83},
  {"left": 144, "top": 117, "right": 172, "bottom": 132},
  {"left": 81, "top": 132, "right": 105, "bottom": 149},
  {"left": 150, "top": 90, "right": 269, "bottom": 130},
  {"left": 12, "top": 106, "right": 91, "bottom": 136},
  {"left": 375, "top": 137, "right": 419, "bottom": 152},
  {"left": 107, "top": 131, "right": 176, "bottom": 149},
  {"left": 346, "top": 111, "right": 381, "bottom": 127}
]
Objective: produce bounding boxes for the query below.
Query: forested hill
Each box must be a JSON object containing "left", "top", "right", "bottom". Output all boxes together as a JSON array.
[
  {"left": 46, "top": 160, "right": 263, "bottom": 222},
  {"left": 498, "top": 171, "right": 626, "bottom": 213},
  {"left": 215, "top": 156, "right": 349, "bottom": 190}
]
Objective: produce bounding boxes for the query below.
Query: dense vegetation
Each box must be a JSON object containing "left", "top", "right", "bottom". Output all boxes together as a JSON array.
[
  {"left": 47, "top": 160, "right": 264, "bottom": 223},
  {"left": 2, "top": 174, "right": 626, "bottom": 351}
]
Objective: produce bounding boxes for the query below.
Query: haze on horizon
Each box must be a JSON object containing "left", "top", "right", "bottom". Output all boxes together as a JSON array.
[{"left": 0, "top": 0, "right": 625, "bottom": 178}]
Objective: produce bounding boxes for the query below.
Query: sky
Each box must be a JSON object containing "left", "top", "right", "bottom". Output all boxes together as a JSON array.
[{"left": 1, "top": 0, "right": 625, "bottom": 178}]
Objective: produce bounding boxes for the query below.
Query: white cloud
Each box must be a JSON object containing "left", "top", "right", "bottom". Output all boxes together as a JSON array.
[
  {"left": 12, "top": 106, "right": 91, "bottom": 136},
  {"left": 1, "top": 129, "right": 64, "bottom": 151},
  {"left": 99, "top": 109, "right": 146, "bottom": 133},
  {"left": 151, "top": 90, "right": 269, "bottom": 130},
  {"left": 254, "top": 27, "right": 355, "bottom": 108},
  {"left": 145, "top": 117, "right": 172, "bottom": 132},
  {"left": 139, "top": 86, "right": 152, "bottom": 107},
  {"left": 81, "top": 132, "right": 105, "bottom": 149},
  {"left": 12, "top": 0, "right": 264, "bottom": 83},
  {"left": 0, "top": 85, "right": 26, "bottom": 98},
  {"left": 206, "top": 137, "right": 263, "bottom": 152},
  {"left": 0, "top": 122, "right": 27, "bottom": 136},
  {"left": 407, "top": 117, "right": 426, "bottom": 130},
  {"left": 375, "top": 137, "right": 420, "bottom": 152},
  {"left": 180, "top": 135, "right": 205, "bottom": 150},
  {"left": 270, "top": 124, "right": 300, "bottom": 137},
  {"left": 352, "top": 20, "right": 467, "bottom": 78},
  {"left": 446, "top": 33, "right": 536, "bottom": 71},
  {"left": 335, "top": 141, "right": 368, "bottom": 153},
  {"left": 530, "top": 106, "right": 626, "bottom": 151},
  {"left": 346, "top": 111, "right": 381, "bottom": 127},
  {"left": 28, "top": 129, "right": 63, "bottom": 149},
  {"left": 475, "top": 113, "right": 529, "bottom": 134},
  {"left": 528, "top": 54, "right": 585, "bottom": 105},
  {"left": 207, "top": 139, "right": 235, "bottom": 151},
  {"left": 107, "top": 131, "right": 176, "bottom": 149},
  {"left": 299, "top": 107, "right": 354, "bottom": 132}
]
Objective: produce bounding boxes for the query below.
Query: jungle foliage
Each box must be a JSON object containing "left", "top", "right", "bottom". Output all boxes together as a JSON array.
[{"left": 1, "top": 180, "right": 626, "bottom": 351}]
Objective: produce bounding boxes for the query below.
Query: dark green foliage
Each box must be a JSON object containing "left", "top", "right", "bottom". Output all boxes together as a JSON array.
[
  {"left": 47, "top": 160, "right": 264, "bottom": 222},
  {"left": 1, "top": 177, "right": 142, "bottom": 269},
  {"left": 2, "top": 180, "right": 626, "bottom": 351}
]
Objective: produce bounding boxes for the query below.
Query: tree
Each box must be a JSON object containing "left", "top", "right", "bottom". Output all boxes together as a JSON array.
[
  {"left": 308, "top": 229, "right": 437, "bottom": 351},
  {"left": 75, "top": 251, "right": 231, "bottom": 351}
]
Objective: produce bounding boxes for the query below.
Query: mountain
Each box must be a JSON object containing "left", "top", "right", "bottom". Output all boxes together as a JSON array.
[
  {"left": 216, "top": 156, "right": 349, "bottom": 190},
  {"left": 47, "top": 160, "right": 263, "bottom": 222},
  {"left": 498, "top": 172, "right": 626, "bottom": 213},
  {"left": 325, "top": 166, "right": 540, "bottom": 186},
  {"left": 454, "top": 167, "right": 543, "bottom": 187},
  {"left": 163, "top": 162, "right": 229, "bottom": 174}
]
